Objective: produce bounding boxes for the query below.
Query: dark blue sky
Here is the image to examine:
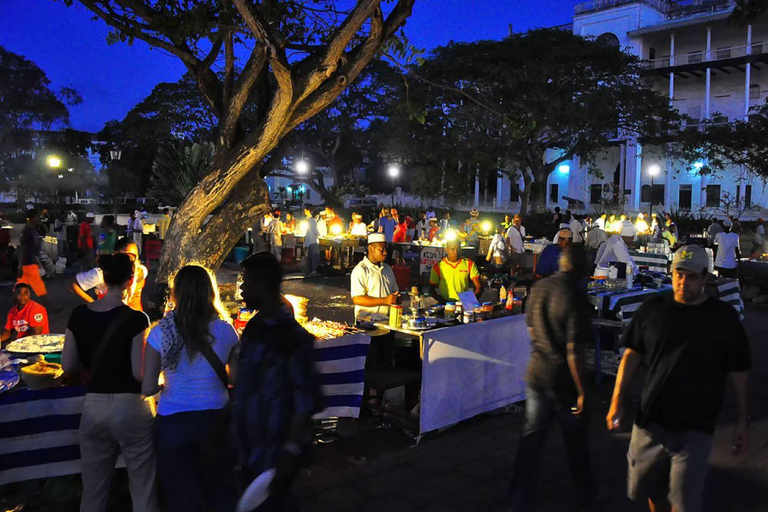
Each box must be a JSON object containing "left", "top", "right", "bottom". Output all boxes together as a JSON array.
[{"left": 0, "top": 0, "right": 575, "bottom": 133}]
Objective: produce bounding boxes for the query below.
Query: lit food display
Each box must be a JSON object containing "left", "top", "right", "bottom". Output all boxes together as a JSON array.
[{"left": 301, "top": 318, "right": 349, "bottom": 340}]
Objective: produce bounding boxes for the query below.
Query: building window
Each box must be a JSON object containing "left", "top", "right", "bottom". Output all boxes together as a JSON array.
[
  {"left": 590, "top": 184, "right": 602, "bottom": 205},
  {"left": 652, "top": 185, "right": 665, "bottom": 206},
  {"left": 746, "top": 185, "right": 752, "bottom": 208},
  {"left": 641, "top": 184, "right": 652, "bottom": 203},
  {"left": 549, "top": 184, "right": 559, "bottom": 203},
  {"left": 305, "top": 188, "right": 311, "bottom": 200},
  {"left": 649, "top": 47, "right": 657, "bottom": 59},
  {"left": 596, "top": 33, "right": 620, "bottom": 49},
  {"left": 685, "top": 106, "right": 701, "bottom": 127},
  {"left": 706, "top": 185, "right": 721, "bottom": 207},
  {"left": 750, "top": 84, "right": 761, "bottom": 101},
  {"left": 679, "top": 184, "right": 692, "bottom": 210}
]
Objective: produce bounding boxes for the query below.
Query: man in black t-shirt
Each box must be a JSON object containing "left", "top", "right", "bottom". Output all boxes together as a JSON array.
[
  {"left": 607, "top": 245, "right": 751, "bottom": 512},
  {"left": 509, "top": 247, "right": 599, "bottom": 511}
]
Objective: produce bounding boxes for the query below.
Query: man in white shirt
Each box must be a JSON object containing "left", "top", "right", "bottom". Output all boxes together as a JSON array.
[
  {"left": 595, "top": 234, "right": 638, "bottom": 275},
  {"left": 569, "top": 216, "right": 585, "bottom": 244},
  {"left": 350, "top": 234, "right": 400, "bottom": 320},
  {"left": 302, "top": 206, "right": 320, "bottom": 277},
  {"left": 505, "top": 215, "right": 527, "bottom": 273},
  {"left": 595, "top": 214, "right": 607, "bottom": 231},
  {"left": 585, "top": 225, "right": 608, "bottom": 250},
  {"left": 714, "top": 226, "right": 741, "bottom": 278}
]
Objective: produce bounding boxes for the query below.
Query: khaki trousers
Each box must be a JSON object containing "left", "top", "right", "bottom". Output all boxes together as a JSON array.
[{"left": 79, "top": 393, "right": 159, "bottom": 512}]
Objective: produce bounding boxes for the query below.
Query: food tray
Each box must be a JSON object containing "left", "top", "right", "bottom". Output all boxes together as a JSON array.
[{"left": 6, "top": 334, "right": 65, "bottom": 354}]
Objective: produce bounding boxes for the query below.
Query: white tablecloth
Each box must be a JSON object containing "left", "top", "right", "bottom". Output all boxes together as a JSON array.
[{"left": 420, "top": 315, "right": 530, "bottom": 434}]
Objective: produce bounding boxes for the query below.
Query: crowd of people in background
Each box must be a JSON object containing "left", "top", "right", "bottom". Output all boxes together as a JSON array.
[{"left": 0, "top": 197, "right": 761, "bottom": 512}]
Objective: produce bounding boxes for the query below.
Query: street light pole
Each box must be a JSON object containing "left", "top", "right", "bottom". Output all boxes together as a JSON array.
[
  {"left": 648, "top": 165, "right": 661, "bottom": 208},
  {"left": 387, "top": 164, "right": 400, "bottom": 206}
]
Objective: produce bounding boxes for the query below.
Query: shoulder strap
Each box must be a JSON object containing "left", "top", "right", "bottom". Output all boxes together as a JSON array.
[
  {"left": 89, "top": 307, "right": 138, "bottom": 372},
  {"left": 200, "top": 338, "right": 230, "bottom": 389}
]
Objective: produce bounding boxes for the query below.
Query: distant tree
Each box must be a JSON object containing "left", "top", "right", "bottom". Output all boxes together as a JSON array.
[
  {"left": 268, "top": 60, "right": 402, "bottom": 204},
  {"left": 386, "top": 29, "right": 680, "bottom": 212},
  {"left": 69, "top": 0, "right": 416, "bottom": 289},
  {"left": 96, "top": 73, "right": 216, "bottom": 195},
  {"left": 0, "top": 46, "right": 82, "bottom": 195},
  {"left": 149, "top": 142, "right": 216, "bottom": 204},
  {"left": 731, "top": 0, "right": 768, "bottom": 25},
  {"left": 668, "top": 100, "right": 768, "bottom": 179}
]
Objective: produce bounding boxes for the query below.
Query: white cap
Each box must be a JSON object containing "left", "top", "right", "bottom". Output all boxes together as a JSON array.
[
  {"left": 368, "top": 233, "right": 387, "bottom": 244},
  {"left": 620, "top": 222, "right": 637, "bottom": 237},
  {"left": 86, "top": 212, "right": 95, "bottom": 219}
]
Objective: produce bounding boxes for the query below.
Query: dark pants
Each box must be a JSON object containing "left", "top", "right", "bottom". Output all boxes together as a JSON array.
[
  {"left": 509, "top": 385, "right": 598, "bottom": 511},
  {"left": 155, "top": 409, "right": 237, "bottom": 512}
]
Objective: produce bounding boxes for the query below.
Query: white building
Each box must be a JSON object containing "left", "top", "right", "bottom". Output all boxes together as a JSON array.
[{"left": 561, "top": 0, "right": 768, "bottom": 217}]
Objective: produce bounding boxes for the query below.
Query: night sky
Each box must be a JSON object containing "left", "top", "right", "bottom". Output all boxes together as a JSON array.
[{"left": 0, "top": 0, "right": 575, "bottom": 133}]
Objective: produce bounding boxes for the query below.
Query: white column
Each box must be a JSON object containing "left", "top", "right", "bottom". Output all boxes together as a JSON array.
[
  {"left": 745, "top": 24, "right": 753, "bottom": 118},
  {"left": 496, "top": 172, "right": 504, "bottom": 207},
  {"left": 700, "top": 174, "right": 708, "bottom": 209},
  {"left": 669, "top": 33, "right": 676, "bottom": 102},
  {"left": 705, "top": 27, "right": 712, "bottom": 119},
  {"left": 634, "top": 142, "right": 643, "bottom": 211}
]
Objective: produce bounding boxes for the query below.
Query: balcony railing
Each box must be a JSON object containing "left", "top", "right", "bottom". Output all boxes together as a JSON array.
[
  {"left": 575, "top": 0, "right": 674, "bottom": 15},
  {"left": 646, "top": 42, "right": 764, "bottom": 69}
]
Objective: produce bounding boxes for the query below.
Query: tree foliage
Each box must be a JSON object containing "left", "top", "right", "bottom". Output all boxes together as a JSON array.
[
  {"left": 668, "top": 100, "right": 768, "bottom": 178},
  {"left": 67, "top": 0, "right": 415, "bottom": 285},
  {"left": 149, "top": 141, "right": 216, "bottom": 204},
  {"left": 385, "top": 29, "right": 680, "bottom": 212}
]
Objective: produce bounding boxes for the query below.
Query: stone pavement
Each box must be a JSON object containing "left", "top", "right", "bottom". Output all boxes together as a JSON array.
[{"left": 3, "top": 271, "right": 767, "bottom": 512}]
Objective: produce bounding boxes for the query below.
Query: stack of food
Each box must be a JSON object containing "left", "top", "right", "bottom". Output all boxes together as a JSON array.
[
  {"left": 302, "top": 318, "right": 348, "bottom": 340},
  {"left": 6, "top": 334, "right": 65, "bottom": 354},
  {"left": 20, "top": 360, "right": 64, "bottom": 390}
]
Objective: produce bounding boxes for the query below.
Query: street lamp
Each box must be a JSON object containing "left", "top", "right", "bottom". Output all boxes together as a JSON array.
[
  {"left": 47, "top": 155, "right": 62, "bottom": 169},
  {"left": 387, "top": 164, "right": 400, "bottom": 178},
  {"left": 648, "top": 164, "right": 661, "bottom": 206},
  {"left": 295, "top": 159, "right": 309, "bottom": 174}
]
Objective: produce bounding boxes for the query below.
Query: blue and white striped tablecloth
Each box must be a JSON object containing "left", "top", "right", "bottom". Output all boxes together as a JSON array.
[
  {"left": 590, "top": 285, "right": 673, "bottom": 323},
  {"left": 0, "top": 385, "right": 92, "bottom": 485},
  {"left": 0, "top": 333, "right": 371, "bottom": 485},
  {"left": 629, "top": 251, "right": 670, "bottom": 273},
  {"left": 313, "top": 333, "right": 370, "bottom": 420}
]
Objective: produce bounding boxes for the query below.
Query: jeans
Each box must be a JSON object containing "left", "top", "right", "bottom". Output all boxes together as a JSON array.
[
  {"left": 509, "top": 385, "right": 598, "bottom": 511},
  {"left": 304, "top": 243, "right": 319, "bottom": 274},
  {"left": 79, "top": 394, "right": 159, "bottom": 512},
  {"left": 154, "top": 409, "right": 237, "bottom": 512}
]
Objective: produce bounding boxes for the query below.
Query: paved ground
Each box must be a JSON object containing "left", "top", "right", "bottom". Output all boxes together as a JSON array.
[{"left": 3, "top": 267, "right": 767, "bottom": 512}]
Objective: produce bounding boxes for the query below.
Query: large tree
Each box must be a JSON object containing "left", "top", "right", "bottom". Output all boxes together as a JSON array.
[
  {"left": 69, "top": 0, "right": 415, "bottom": 290},
  {"left": 387, "top": 29, "right": 680, "bottom": 212}
]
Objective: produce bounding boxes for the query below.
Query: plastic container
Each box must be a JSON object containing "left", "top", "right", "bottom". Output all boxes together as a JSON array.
[
  {"left": 233, "top": 246, "right": 249, "bottom": 264},
  {"left": 389, "top": 305, "right": 403, "bottom": 328},
  {"left": 444, "top": 302, "right": 456, "bottom": 320},
  {"left": 463, "top": 310, "right": 475, "bottom": 324}
]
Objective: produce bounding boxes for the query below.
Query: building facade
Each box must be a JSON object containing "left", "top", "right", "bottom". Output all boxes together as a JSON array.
[{"left": 560, "top": 0, "right": 768, "bottom": 217}]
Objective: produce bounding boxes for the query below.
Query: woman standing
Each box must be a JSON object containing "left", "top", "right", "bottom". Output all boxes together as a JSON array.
[
  {"left": 127, "top": 211, "right": 144, "bottom": 256},
  {"left": 61, "top": 253, "right": 157, "bottom": 512},
  {"left": 142, "top": 265, "right": 239, "bottom": 512}
]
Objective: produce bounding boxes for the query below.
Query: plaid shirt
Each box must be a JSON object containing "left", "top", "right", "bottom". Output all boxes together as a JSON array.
[{"left": 233, "top": 308, "right": 324, "bottom": 476}]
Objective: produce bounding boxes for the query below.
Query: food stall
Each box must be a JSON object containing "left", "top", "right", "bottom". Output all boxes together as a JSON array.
[{"left": 318, "top": 235, "right": 364, "bottom": 273}]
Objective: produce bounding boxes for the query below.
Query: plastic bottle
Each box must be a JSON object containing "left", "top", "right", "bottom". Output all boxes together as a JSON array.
[{"left": 499, "top": 285, "right": 507, "bottom": 302}]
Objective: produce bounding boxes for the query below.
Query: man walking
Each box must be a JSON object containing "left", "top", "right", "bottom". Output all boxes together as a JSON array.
[
  {"left": 302, "top": 206, "right": 320, "bottom": 277},
  {"left": 235, "top": 252, "right": 323, "bottom": 511},
  {"left": 607, "top": 245, "right": 751, "bottom": 512},
  {"left": 509, "top": 247, "right": 599, "bottom": 511}
]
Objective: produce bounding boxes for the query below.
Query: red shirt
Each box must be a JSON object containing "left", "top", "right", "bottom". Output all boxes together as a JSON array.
[
  {"left": 5, "top": 300, "right": 49, "bottom": 337},
  {"left": 393, "top": 222, "right": 407, "bottom": 243},
  {"left": 78, "top": 222, "right": 94, "bottom": 249}
]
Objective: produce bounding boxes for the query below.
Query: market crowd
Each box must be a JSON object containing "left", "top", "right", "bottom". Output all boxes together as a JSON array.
[{"left": 0, "top": 202, "right": 757, "bottom": 512}]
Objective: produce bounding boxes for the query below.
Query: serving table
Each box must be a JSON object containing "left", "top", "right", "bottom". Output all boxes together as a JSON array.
[{"left": 375, "top": 315, "right": 530, "bottom": 434}]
